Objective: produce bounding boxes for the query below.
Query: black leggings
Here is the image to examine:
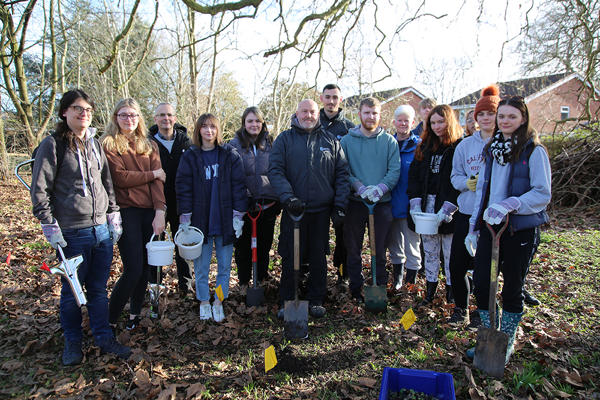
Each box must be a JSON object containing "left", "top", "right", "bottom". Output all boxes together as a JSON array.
[
  {"left": 109, "top": 207, "right": 154, "bottom": 322},
  {"left": 449, "top": 212, "right": 474, "bottom": 309}
]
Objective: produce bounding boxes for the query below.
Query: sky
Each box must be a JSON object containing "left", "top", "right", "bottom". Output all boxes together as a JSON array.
[{"left": 148, "top": 0, "right": 537, "bottom": 104}]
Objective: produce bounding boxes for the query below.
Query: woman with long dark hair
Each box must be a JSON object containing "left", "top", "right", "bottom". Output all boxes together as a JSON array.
[
  {"left": 465, "top": 96, "right": 551, "bottom": 364},
  {"left": 102, "top": 98, "right": 166, "bottom": 331},
  {"left": 31, "top": 89, "right": 130, "bottom": 365},
  {"left": 407, "top": 104, "right": 462, "bottom": 305},
  {"left": 229, "top": 107, "right": 281, "bottom": 291}
]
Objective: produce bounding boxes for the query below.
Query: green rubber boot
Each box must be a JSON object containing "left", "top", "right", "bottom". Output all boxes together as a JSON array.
[{"left": 501, "top": 311, "right": 523, "bottom": 364}]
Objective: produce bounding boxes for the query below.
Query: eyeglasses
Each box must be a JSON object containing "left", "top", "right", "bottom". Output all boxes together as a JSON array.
[
  {"left": 70, "top": 105, "right": 93, "bottom": 115},
  {"left": 117, "top": 113, "right": 139, "bottom": 120},
  {"left": 156, "top": 113, "right": 175, "bottom": 118}
]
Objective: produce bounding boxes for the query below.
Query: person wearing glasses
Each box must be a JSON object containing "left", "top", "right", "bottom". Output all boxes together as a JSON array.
[
  {"left": 465, "top": 96, "right": 551, "bottom": 364},
  {"left": 148, "top": 103, "right": 192, "bottom": 300},
  {"left": 101, "top": 98, "right": 167, "bottom": 331},
  {"left": 30, "top": 89, "right": 131, "bottom": 365}
]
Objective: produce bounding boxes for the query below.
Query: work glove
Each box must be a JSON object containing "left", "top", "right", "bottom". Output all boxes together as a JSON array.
[
  {"left": 179, "top": 213, "right": 192, "bottom": 233},
  {"left": 483, "top": 197, "right": 521, "bottom": 225},
  {"left": 464, "top": 224, "right": 479, "bottom": 257},
  {"left": 233, "top": 210, "right": 245, "bottom": 238},
  {"left": 41, "top": 220, "right": 67, "bottom": 249},
  {"left": 466, "top": 174, "right": 478, "bottom": 192},
  {"left": 331, "top": 207, "right": 345, "bottom": 229},
  {"left": 436, "top": 201, "right": 458, "bottom": 225},
  {"left": 106, "top": 211, "right": 122, "bottom": 244},
  {"left": 357, "top": 185, "right": 370, "bottom": 200},
  {"left": 409, "top": 198, "right": 422, "bottom": 217},
  {"left": 285, "top": 197, "right": 305, "bottom": 217},
  {"left": 367, "top": 184, "right": 388, "bottom": 203}
]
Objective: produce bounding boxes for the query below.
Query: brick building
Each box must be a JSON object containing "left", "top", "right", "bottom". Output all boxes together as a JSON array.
[
  {"left": 345, "top": 87, "right": 427, "bottom": 130},
  {"left": 450, "top": 73, "right": 600, "bottom": 135}
]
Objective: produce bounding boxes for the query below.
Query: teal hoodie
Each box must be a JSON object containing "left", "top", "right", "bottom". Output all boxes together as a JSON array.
[{"left": 340, "top": 126, "right": 401, "bottom": 202}]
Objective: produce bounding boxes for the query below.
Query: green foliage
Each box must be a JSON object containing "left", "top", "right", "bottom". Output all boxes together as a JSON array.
[{"left": 511, "top": 361, "right": 552, "bottom": 393}]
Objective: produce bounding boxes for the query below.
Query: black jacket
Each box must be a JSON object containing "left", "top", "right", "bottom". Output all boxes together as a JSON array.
[
  {"left": 406, "top": 141, "right": 460, "bottom": 234},
  {"left": 268, "top": 117, "right": 350, "bottom": 213},
  {"left": 148, "top": 123, "right": 191, "bottom": 209},
  {"left": 319, "top": 108, "right": 355, "bottom": 140}
]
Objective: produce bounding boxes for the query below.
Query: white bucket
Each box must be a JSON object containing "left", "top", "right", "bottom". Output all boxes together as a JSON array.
[
  {"left": 174, "top": 226, "right": 204, "bottom": 261},
  {"left": 146, "top": 232, "right": 175, "bottom": 266},
  {"left": 412, "top": 212, "right": 439, "bottom": 235}
]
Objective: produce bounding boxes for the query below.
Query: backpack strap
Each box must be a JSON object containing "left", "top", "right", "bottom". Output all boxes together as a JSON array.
[{"left": 50, "top": 132, "right": 67, "bottom": 174}]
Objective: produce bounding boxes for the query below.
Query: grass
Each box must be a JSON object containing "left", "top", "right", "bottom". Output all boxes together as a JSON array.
[{"left": 511, "top": 361, "right": 552, "bottom": 393}]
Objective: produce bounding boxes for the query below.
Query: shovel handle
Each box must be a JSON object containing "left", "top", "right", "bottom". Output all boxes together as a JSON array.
[{"left": 485, "top": 215, "right": 509, "bottom": 329}]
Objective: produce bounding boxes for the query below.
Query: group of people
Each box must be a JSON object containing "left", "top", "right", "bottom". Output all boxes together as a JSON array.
[{"left": 29, "top": 82, "right": 550, "bottom": 368}]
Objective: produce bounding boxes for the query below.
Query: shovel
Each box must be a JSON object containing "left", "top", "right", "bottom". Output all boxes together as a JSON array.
[
  {"left": 149, "top": 265, "right": 164, "bottom": 318},
  {"left": 246, "top": 204, "right": 265, "bottom": 307},
  {"left": 473, "top": 216, "right": 510, "bottom": 378},
  {"left": 363, "top": 201, "right": 387, "bottom": 313},
  {"left": 284, "top": 211, "right": 308, "bottom": 339},
  {"left": 54, "top": 246, "right": 87, "bottom": 307}
]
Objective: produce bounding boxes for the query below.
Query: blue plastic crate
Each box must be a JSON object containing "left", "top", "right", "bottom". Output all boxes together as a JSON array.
[{"left": 379, "top": 367, "right": 456, "bottom": 400}]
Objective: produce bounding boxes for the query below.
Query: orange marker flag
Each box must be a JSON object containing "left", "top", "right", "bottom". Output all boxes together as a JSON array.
[{"left": 5, "top": 251, "right": 11, "bottom": 266}]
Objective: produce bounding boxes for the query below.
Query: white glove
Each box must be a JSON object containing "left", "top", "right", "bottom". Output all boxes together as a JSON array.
[
  {"left": 233, "top": 217, "right": 244, "bottom": 238},
  {"left": 107, "top": 212, "right": 122, "bottom": 244},
  {"left": 360, "top": 185, "right": 373, "bottom": 200},
  {"left": 367, "top": 184, "right": 386, "bottom": 203},
  {"left": 41, "top": 221, "right": 67, "bottom": 249},
  {"left": 464, "top": 225, "right": 479, "bottom": 257}
]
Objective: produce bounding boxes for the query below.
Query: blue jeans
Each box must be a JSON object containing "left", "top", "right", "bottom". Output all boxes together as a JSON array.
[
  {"left": 60, "top": 224, "right": 113, "bottom": 342},
  {"left": 193, "top": 236, "right": 232, "bottom": 302}
]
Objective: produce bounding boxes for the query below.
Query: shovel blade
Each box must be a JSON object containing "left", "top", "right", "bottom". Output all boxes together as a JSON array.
[
  {"left": 246, "top": 287, "right": 265, "bottom": 307},
  {"left": 473, "top": 326, "right": 509, "bottom": 378},
  {"left": 364, "top": 285, "right": 387, "bottom": 313},
  {"left": 283, "top": 300, "right": 308, "bottom": 339}
]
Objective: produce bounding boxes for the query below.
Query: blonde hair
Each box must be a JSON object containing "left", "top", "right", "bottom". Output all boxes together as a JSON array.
[{"left": 101, "top": 98, "right": 152, "bottom": 156}]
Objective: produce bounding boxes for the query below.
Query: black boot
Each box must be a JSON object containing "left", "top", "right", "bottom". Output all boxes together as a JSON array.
[
  {"left": 405, "top": 268, "right": 417, "bottom": 284},
  {"left": 523, "top": 289, "right": 541, "bottom": 306},
  {"left": 446, "top": 284, "right": 454, "bottom": 304},
  {"left": 420, "top": 281, "right": 438, "bottom": 306},
  {"left": 392, "top": 263, "right": 404, "bottom": 290}
]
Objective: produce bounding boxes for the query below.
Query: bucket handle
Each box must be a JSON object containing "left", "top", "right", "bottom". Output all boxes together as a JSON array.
[
  {"left": 174, "top": 225, "right": 204, "bottom": 245},
  {"left": 149, "top": 230, "right": 172, "bottom": 244}
]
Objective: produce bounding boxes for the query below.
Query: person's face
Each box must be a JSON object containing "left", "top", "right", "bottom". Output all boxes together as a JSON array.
[
  {"left": 116, "top": 106, "right": 139, "bottom": 134},
  {"left": 466, "top": 112, "right": 477, "bottom": 132},
  {"left": 244, "top": 112, "right": 262, "bottom": 137},
  {"left": 476, "top": 110, "right": 496, "bottom": 133},
  {"left": 359, "top": 105, "right": 381, "bottom": 132},
  {"left": 497, "top": 105, "right": 525, "bottom": 136},
  {"left": 319, "top": 88, "right": 342, "bottom": 114},
  {"left": 200, "top": 119, "right": 219, "bottom": 145},
  {"left": 154, "top": 104, "right": 176, "bottom": 133},
  {"left": 419, "top": 105, "right": 432, "bottom": 121},
  {"left": 429, "top": 112, "right": 447, "bottom": 137},
  {"left": 393, "top": 113, "right": 414, "bottom": 136},
  {"left": 62, "top": 98, "right": 93, "bottom": 132},
  {"left": 296, "top": 101, "right": 319, "bottom": 130}
]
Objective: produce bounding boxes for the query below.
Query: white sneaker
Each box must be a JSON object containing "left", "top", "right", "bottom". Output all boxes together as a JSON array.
[
  {"left": 212, "top": 303, "right": 225, "bottom": 323},
  {"left": 199, "top": 303, "right": 212, "bottom": 320}
]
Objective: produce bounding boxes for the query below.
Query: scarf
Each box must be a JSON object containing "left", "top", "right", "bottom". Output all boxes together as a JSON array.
[{"left": 489, "top": 131, "right": 514, "bottom": 166}]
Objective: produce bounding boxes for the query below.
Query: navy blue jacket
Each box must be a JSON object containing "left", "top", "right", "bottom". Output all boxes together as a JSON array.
[
  {"left": 390, "top": 133, "right": 420, "bottom": 219},
  {"left": 176, "top": 144, "right": 248, "bottom": 246},
  {"left": 475, "top": 139, "right": 549, "bottom": 233},
  {"left": 320, "top": 108, "right": 355, "bottom": 140}
]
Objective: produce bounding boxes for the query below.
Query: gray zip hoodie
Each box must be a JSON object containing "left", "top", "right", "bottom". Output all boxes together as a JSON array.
[
  {"left": 451, "top": 131, "right": 490, "bottom": 215},
  {"left": 31, "top": 128, "right": 118, "bottom": 229}
]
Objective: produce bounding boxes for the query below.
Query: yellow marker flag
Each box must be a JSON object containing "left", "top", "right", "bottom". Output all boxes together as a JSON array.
[
  {"left": 400, "top": 308, "right": 416, "bottom": 330},
  {"left": 265, "top": 345, "right": 277, "bottom": 372},
  {"left": 338, "top": 264, "right": 344, "bottom": 275},
  {"left": 215, "top": 285, "right": 224, "bottom": 302}
]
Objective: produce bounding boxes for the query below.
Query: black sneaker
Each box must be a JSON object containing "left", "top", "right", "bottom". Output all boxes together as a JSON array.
[
  {"left": 351, "top": 291, "right": 364, "bottom": 303},
  {"left": 96, "top": 336, "right": 131, "bottom": 359},
  {"left": 309, "top": 304, "right": 326, "bottom": 318},
  {"left": 62, "top": 339, "right": 83, "bottom": 366},
  {"left": 468, "top": 310, "right": 481, "bottom": 330},
  {"left": 523, "top": 289, "right": 541, "bottom": 306},
  {"left": 447, "top": 307, "right": 469, "bottom": 326},
  {"left": 126, "top": 316, "right": 141, "bottom": 331}
]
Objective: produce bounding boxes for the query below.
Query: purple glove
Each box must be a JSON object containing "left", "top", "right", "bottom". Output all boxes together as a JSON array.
[
  {"left": 179, "top": 213, "right": 192, "bottom": 233},
  {"left": 464, "top": 224, "right": 479, "bottom": 257},
  {"left": 41, "top": 221, "right": 67, "bottom": 249},
  {"left": 367, "top": 184, "right": 389, "bottom": 202},
  {"left": 483, "top": 197, "right": 521, "bottom": 225},
  {"left": 107, "top": 212, "right": 122, "bottom": 244},
  {"left": 409, "top": 198, "right": 422, "bottom": 216},
  {"left": 436, "top": 201, "right": 458, "bottom": 224}
]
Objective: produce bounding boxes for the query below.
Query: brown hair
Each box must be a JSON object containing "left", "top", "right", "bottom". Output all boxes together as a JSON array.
[
  {"left": 359, "top": 97, "right": 381, "bottom": 111},
  {"left": 101, "top": 98, "right": 152, "bottom": 156},
  {"left": 193, "top": 113, "right": 223, "bottom": 148},
  {"left": 415, "top": 104, "right": 462, "bottom": 161},
  {"left": 235, "top": 106, "right": 270, "bottom": 150}
]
